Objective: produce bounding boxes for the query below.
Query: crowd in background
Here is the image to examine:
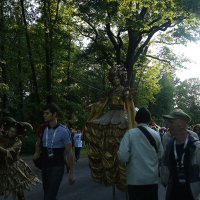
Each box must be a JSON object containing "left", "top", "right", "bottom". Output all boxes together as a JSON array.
[
  {"left": 1, "top": 104, "right": 200, "bottom": 200},
  {"left": 118, "top": 108, "right": 200, "bottom": 200}
]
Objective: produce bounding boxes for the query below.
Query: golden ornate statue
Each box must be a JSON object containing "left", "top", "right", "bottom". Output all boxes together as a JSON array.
[
  {"left": 84, "top": 64, "right": 136, "bottom": 191},
  {"left": 0, "top": 117, "right": 40, "bottom": 200}
]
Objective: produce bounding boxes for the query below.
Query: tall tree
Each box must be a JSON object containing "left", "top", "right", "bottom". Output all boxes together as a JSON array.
[
  {"left": 0, "top": 0, "right": 7, "bottom": 114},
  {"left": 42, "top": 0, "right": 53, "bottom": 103},
  {"left": 74, "top": 0, "right": 200, "bottom": 88},
  {"left": 20, "top": 0, "right": 40, "bottom": 105}
]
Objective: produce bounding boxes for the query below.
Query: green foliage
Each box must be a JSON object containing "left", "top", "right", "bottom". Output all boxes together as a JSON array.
[
  {"left": 134, "top": 62, "right": 161, "bottom": 107},
  {"left": 21, "top": 133, "right": 37, "bottom": 155},
  {"left": 1, "top": 0, "right": 200, "bottom": 154},
  {"left": 174, "top": 78, "right": 200, "bottom": 124},
  {"left": 80, "top": 146, "right": 87, "bottom": 155},
  {"left": 73, "top": 0, "right": 200, "bottom": 89},
  {"left": 0, "top": 83, "right": 9, "bottom": 94},
  {"left": 149, "top": 73, "right": 175, "bottom": 124}
]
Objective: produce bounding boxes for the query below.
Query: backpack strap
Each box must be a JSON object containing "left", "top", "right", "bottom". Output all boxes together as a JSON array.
[{"left": 138, "top": 126, "right": 158, "bottom": 153}]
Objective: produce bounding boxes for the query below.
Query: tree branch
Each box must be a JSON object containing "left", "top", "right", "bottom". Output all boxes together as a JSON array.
[
  {"left": 146, "top": 54, "right": 173, "bottom": 68},
  {"left": 134, "top": 19, "right": 172, "bottom": 63},
  {"left": 105, "top": 23, "right": 122, "bottom": 63},
  {"left": 154, "top": 41, "right": 182, "bottom": 45}
]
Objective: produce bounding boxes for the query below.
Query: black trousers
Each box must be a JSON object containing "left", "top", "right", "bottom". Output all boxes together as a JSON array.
[
  {"left": 167, "top": 182, "right": 194, "bottom": 200},
  {"left": 75, "top": 147, "right": 81, "bottom": 161},
  {"left": 128, "top": 184, "right": 158, "bottom": 200},
  {"left": 42, "top": 165, "right": 64, "bottom": 200}
]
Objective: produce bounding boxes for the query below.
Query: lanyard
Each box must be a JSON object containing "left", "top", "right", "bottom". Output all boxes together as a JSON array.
[
  {"left": 45, "top": 127, "right": 58, "bottom": 148},
  {"left": 173, "top": 135, "right": 189, "bottom": 167}
]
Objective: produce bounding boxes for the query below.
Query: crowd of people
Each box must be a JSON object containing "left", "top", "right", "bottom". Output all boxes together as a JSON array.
[
  {"left": 118, "top": 108, "right": 200, "bottom": 200},
  {"left": 1, "top": 102, "right": 200, "bottom": 200},
  {"left": 0, "top": 103, "right": 78, "bottom": 200}
]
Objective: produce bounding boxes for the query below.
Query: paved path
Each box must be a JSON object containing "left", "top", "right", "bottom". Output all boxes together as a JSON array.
[{"left": 3, "top": 155, "right": 166, "bottom": 200}]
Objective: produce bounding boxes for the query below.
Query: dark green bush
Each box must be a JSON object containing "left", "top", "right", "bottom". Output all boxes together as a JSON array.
[{"left": 21, "top": 133, "right": 37, "bottom": 155}]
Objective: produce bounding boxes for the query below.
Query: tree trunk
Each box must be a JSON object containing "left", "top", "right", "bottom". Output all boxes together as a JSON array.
[
  {"left": 125, "top": 29, "right": 142, "bottom": 88},
  {"left": 17, "top": 36, "right": 24, "bottom": 120},
  {"left": 20, "top": 0, "right": 40, "bottom": 105},
  {"left": 43, "top": 0, "right": 53, "bottom": 103},
  {"left": 0, "top": 0, "right": 7, "bottom": 115}
]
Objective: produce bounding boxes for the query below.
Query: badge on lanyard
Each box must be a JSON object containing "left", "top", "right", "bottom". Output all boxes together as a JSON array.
[
  {"left": 174, "top": 135, "right": 189, "bottom": 183},
  {"left": 45, "top": 127, "right": 58, "bottom": 159}
]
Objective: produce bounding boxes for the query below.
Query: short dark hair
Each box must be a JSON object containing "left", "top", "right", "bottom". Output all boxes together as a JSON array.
[
  {"left": 135, "top": 107, "right": 151, "bottom": 124},
  {"left": 43, "top": 103, "right": 60, "bottom": 114},
  {"left": 193, "top": 124, "right": 200, "bottom": 132}
]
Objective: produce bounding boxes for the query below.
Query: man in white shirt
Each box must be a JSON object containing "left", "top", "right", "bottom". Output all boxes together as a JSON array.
[
  {"left": 73, "top": 130, "right": 83, "bottom": 162},
  {"left": 118, "top": 107, "right": 164, "bottom": 200}
]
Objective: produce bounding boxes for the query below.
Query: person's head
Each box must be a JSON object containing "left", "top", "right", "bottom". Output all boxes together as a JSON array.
[
  {"left": 6, "top": 125, "right": 18, "bottom": 138},
  {"left": 135, "top": 107, "right": 151, "bottom": 124},
  {"left": 112, "top": 75, "right": 121, "bottom": 86},
  {"left": 43, "top": 103, "right": 60, "bottom": 123},
  {"left": 163, "top": 109, "right": 190, "bottom": 137},
  {"left": 108, "top": 64, "right": 127, "bottom": 87},
  {"left": 4, "top": 121, "right": 21, "bottom": 138},
  {"left": 193, "top": 124, "right": 200, "bottom": 138},
  {"left": 1, "top": 117, "right": 32, "bottom": 137}
]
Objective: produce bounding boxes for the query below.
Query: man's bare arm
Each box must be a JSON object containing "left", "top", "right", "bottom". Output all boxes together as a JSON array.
[
  {"left": 33, "top": 138, "right": 41, "bottom": 160},
  {"left": 64, "top": 144, "right": 76, "bottom": 185}
]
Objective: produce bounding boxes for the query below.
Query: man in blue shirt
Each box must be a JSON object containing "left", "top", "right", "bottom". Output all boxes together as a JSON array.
[{"left": 33, "top": 103, "right": 76, "bottom": 200}]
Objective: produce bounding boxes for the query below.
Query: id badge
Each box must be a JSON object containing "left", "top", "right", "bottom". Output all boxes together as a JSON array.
[
  {"left": 177, "top": 165, "right": 186, "bottom": 183},
  {"left": 47, "top": 148, "right": 54, "bottom": 158}
]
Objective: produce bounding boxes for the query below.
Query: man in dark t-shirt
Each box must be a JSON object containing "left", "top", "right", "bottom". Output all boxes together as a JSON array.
[{"left": 162, "top": 109, "right": 200, "bottom": 200}]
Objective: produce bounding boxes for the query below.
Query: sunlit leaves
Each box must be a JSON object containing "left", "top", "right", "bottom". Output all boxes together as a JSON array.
[
  {"left": 149, "top": 74, "right": 175, "bottom": 122},
  {"left": 0, "top": 83, "right": 9, "bottom": 94},
  {"left": 134, "top": 59, "right": 161, "bottom": 107},
  {"left": 174, "top": 78, "right": 200, "bottom": 123}
]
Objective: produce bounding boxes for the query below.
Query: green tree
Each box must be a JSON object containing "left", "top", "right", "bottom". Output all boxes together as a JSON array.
[
  {"left": 73, "top": 0, "right": 200, "bottom": 88},
  {"left": 0, "top": 0, "right": 7, "bottom": 114},
  {"left": 174, "top": 78, "right": 200, "bottom": 124},
  {"left": 149, "top": 73, "right": 175, "bottom": 124}
]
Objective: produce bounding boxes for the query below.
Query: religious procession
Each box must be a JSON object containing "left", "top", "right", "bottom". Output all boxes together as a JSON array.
[
  {"left": 1, "top": 1, "right": 200, "bottom": 200},
  {"left": 1, "top": 63, "right": 200, "bottom": 200}
]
